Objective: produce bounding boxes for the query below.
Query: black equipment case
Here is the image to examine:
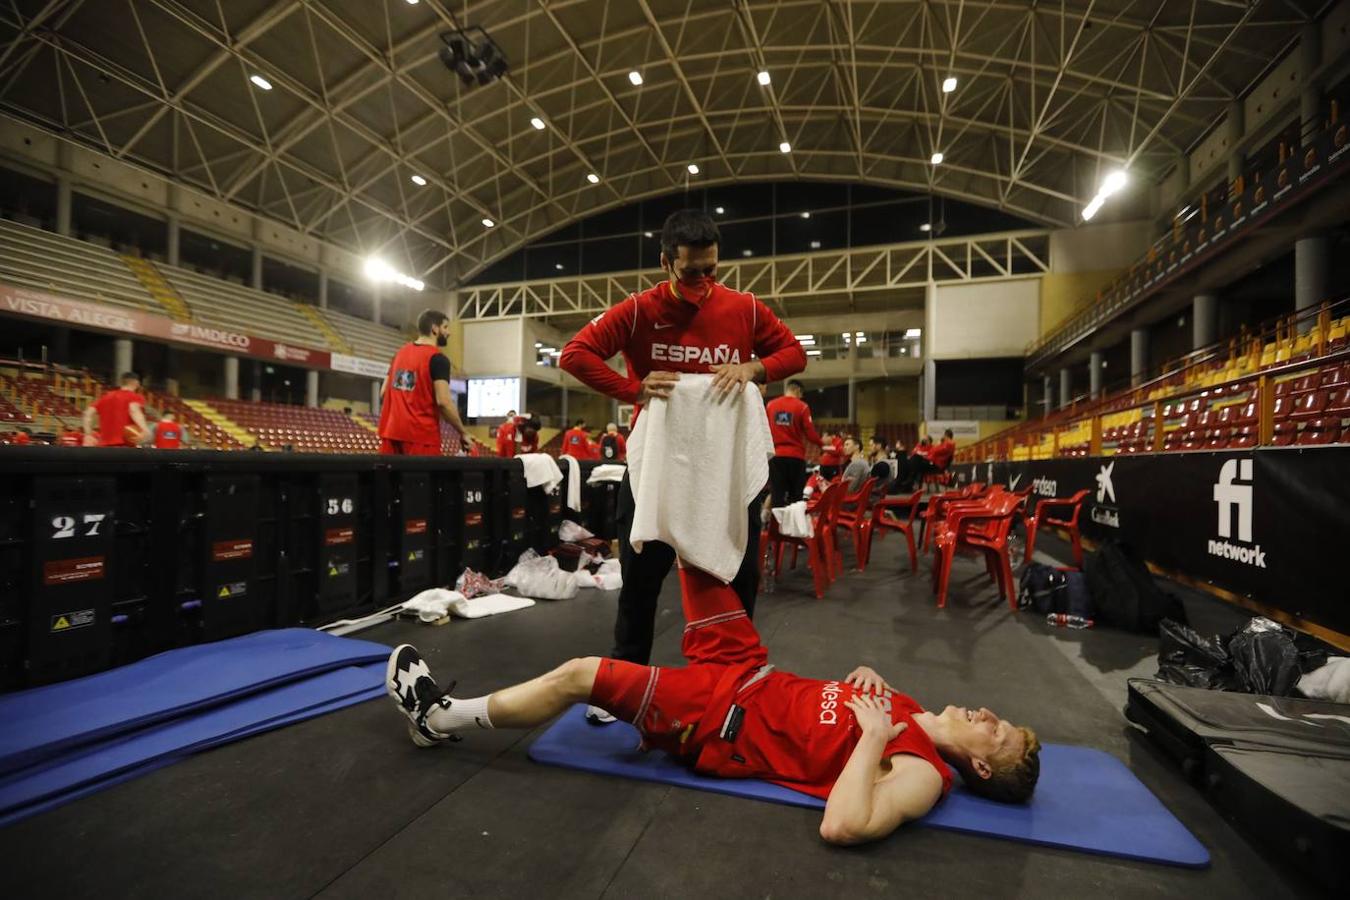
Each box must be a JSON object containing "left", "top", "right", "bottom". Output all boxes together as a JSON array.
[{"left": 1125, "top": 678, "right": 1349, "bottom": 893}]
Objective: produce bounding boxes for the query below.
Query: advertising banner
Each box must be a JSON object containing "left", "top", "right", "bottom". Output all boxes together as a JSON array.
[{"left": 955, "top": 448, "right": 1350, "bottom": 636}]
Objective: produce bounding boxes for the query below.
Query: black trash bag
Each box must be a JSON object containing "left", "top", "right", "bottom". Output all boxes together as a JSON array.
[
  {"left": 1228, "top": 617, "right": 1302, "bottom": 696},
  {"left": 1156, "top": 618, "right": 1241, "bottom": 690}
]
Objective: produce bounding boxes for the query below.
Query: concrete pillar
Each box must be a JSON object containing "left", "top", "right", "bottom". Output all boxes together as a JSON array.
[
  {"left": 250, "top": 361, "right": 262, "bottom": 402},
  {"left": 370, "top": 379, "right": 381, "bottom": 416},
  {"left": 113, "top": 338, "right": 133, "bottom": 379},
  {"left": 922, "top": 359, "right": 936, "bottom": 422},
  {"left": 1193, "top": 294, "right": 1218, "bottom": 349},
  {"left": 847, "top": 375, "right": 857, "bottom": 425},
  {"left": 224, "top": 356, "right": 239, "bottom": 400},
  {"left": 1300, "top": 23, "right": 1322, "bottom": 135},
  {"left": 922, "top": 280, "right": 936, "bottom": 422},
  {"left": 250, "top": 246, "right": 263, "bottom": 291},
  {"left": 55, "top": 176, "right": 73, "bottom": 236},
  {"left": 1089, "top": 351, "right": 1104, "bottom": 398},
  {"left": 166, "top": 215, "right": 180, "bottom": 267},
  {"left": 1225, "top": 102, "right": 1245, "bottom": 183},
  {"left": 305, "top": 370, "right": 319, "bottom": 408},
  {"left": 560, "top": 385, "right": 569, "bottom": 427},
  {"left": 1130, "top": 329, "right": 1149, "bottom": 386},
  {"left": 1042, "top": 374, "right": 1053, "bottom": 416},
  {"left": 1295, "top": 235, "right": 1330, "bottom": 332},
  {"left": 372, "top": 287, "right": 382, "bottom": 326},
  {"left": 318, "top": 269, "right": 329, "bottom": 309},
  {"left": 1058, "top": 368, "right": 1071, "bottom": 410}
]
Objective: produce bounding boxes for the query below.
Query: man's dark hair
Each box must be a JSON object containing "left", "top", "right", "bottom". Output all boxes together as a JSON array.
[
  {"left": 574, "top": 418, "right": 586, "bottom": 428},
  {"left": 660, "top": 210, "right": 720, "bottom": 262},
  {"left": 786, "top": 380, "right": 803, "bottom": 392},
  {"left": 943, "top": 428, "right": 954, "bottom": 439},
  {"left": 120, "top": 371, "right": 140, "bottom": 384},
  {"left": 416, "top": 308, "right": 450, "bottom": 336},
  {"left": 871, "top": 434, "right": 885, "bottom": 446}
]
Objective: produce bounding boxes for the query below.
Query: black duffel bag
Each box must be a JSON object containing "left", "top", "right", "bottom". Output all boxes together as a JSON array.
[{"left": 1083, "top": 539, "right": 1185, "bottom": 633}]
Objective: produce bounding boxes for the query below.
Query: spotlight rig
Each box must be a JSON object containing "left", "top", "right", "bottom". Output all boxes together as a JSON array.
[{"left": 438, "top": 27, "right": 509, "bottom": 87}]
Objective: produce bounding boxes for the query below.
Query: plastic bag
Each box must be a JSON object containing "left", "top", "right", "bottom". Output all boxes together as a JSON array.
[
  {"left": 559, "top": 520, "right": 595, "bottom": 543},
  {"left": 1228, "top": 617, "right": 1301, "bottom": 696},
  {"left": 505, "top": 552, "right": 578, "bottom": 600},
  {"left": 455, "top": 568, "right": 504, "bottom": 599},
  {"left": 1156, "top": 618, "right": 1241, "bottom": 691}
]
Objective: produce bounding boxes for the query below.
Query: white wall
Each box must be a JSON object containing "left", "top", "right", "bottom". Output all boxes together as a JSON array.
[
  {"left": 929, "top": 279, "right": 1040, "bottom": 359},
  {"left": 1048, "top": 220, "right": 1152, "bottom": 273},
  {"left": 461, "top": 319, "right": 525, "bottom": 375}
]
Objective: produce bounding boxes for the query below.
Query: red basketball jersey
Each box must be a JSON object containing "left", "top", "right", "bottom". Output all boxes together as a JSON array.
[{"left": 379, "top": 343, "right": 441, "bottom": 446}]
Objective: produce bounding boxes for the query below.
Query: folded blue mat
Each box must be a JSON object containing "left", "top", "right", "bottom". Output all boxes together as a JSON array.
[
  {"left": 0, "top": 629, "right": 390, "bottom": 775},
  {"left": 0, "top": 661, "right": 386, "bottom": 827},
  {"left": 528, "top": 704, "right": 1209, "bottom": 868}
]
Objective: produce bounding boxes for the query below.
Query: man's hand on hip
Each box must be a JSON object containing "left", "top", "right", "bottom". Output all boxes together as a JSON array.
[
  {"left": 637, "top": 370, "right": 680, "bottom": 404},
  {"left": 708, "top": 361, "right": 763, "bottom": 399}
]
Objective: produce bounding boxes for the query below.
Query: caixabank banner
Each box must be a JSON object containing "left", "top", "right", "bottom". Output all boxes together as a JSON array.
[{"left": 956, "top": 448, "right": 1350, "bottom": 636}]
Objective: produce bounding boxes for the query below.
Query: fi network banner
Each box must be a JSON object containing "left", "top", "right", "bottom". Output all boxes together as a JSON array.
[{"left": 957, "top": 448, "right": 1350, "bottom": 636}]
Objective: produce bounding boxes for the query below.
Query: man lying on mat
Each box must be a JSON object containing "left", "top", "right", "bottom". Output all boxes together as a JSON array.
[{"left": 386, "top": 565, "right": 1040, "bottom": 846}]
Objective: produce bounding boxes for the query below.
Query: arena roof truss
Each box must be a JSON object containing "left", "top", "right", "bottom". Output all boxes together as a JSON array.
[{"left": 0, "top": 0, "right": 1323, "bottom": 289}]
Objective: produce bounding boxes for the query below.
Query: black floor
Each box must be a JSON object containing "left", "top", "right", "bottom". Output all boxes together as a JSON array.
[{"left": 0, "top": 533, "right": 1329, "bottom": 899}]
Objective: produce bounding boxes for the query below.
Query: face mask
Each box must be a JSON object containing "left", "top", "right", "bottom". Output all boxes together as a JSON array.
[{"left": 670, "top": 272, "right": 716, "bottom": 305}]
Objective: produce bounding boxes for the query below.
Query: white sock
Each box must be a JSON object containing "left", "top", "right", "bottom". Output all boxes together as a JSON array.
[{"left": 426, "top": 695, "right": 493, "bottom": 735}]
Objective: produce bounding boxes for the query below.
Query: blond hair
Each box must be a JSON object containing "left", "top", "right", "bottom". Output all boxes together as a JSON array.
[{"left": 961, "top": 726, "right": 1041, "bottom": 803}]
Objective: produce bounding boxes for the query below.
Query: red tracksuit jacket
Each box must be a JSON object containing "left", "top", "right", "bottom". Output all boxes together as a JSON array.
[{"left": 765, "top": 395, "right": 824, "bottom": 460}]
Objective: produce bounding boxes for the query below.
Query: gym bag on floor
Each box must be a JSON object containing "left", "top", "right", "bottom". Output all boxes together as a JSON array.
[{"left": 1083, "top": 539, "right": 1185, "bottom": 633}]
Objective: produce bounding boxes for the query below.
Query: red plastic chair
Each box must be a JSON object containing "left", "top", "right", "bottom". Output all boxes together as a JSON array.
[
  {"left": 831, "top": 477, "right": 876, "bottom": 573},
  {"left": 931, "top": 492, "right": 1021, "bottom": 609},
  {"left": 859, "top": 489, "right": 923, "bottom": 572},
  {"left": 770, "top": 482, "right": 845, "bottom": 599},
  {"left": 922, "top": 482, "right": 987, "bottom": 551},
  {"left": 1023, "top": 489, "right": 1090, "bottom": 567}
]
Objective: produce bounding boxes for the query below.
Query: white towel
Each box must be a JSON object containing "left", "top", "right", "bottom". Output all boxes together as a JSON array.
[
  {"left": 448, "top": 593, "right": 536, "bottom": 619},
  {"left": 772, "top": 501, "right": 814, "bottom": 538},
  {"left": 518, "top": 453, "right": 563, "bottom": 493},
  {"left": 1298, "top": 657, "right": 1350, "bottom": 704},
  {"left": 627, "top": 374, "right": 772, "bottom": 583},
  {"left": 559, "top": 454, "right": 582, "bottom": 510},
  {"left": 402, "top": 588, "right": 466, "bottom": 622},
  {"left": 586, "top": 464, "right": 627, "bottom": 485}
]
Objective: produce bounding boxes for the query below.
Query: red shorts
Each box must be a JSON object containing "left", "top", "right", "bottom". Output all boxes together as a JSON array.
[
  {"left": 380, "top": 438, "right": 440, "bottom": 456},
  {"left": 590, "top": 658, "right": 727, "bottom": 757}
]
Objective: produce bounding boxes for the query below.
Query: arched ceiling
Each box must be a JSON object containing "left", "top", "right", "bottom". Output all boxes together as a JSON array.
[{"left": 0, "top": 0, "right": 1325, "bottom": 287}]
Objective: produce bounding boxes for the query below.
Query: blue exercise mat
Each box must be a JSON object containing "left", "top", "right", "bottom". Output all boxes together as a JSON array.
[
  {"left": 528, "top": 704, "right": 1210, "bottom": 868},
  {"left": 0, "top": 629, "right": 390, "bottom": 775},
  {"left": 0, "top": 661, "right": 385, "bottom": 827}
]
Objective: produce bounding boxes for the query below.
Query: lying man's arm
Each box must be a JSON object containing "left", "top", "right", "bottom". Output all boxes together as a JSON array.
[{"left": 819, "top": 694, "right": 943, "bottom": 845}]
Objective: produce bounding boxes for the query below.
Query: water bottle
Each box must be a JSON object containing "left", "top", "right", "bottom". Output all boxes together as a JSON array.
[{"left": 1046, "top": 613, "right": 1093, "bottom": 629}]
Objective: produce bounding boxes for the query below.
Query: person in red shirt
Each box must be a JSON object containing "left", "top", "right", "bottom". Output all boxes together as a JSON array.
[
  {"left": 597, "top": 422, "right": 627, "bottom": 462},
  {"left": 818, "top": 432, "right": 845, "bottom": 480},
  {"left": 558, "top": 209, "right": 807, "bottom": 720},
  {"left": 10, "top": 428, "right": 33, "bottom": 445},
  {"left": 562, "top": 418, "right": 593, "bottom": 458},
  {"left": 57, "top": 429, "right": 83, "bottom": 447},
  {"left": 378, "top": 309, "right": 475, "bottom": 456},
  {"left": 385, "top": 564, "right": 1041, "bottom": 845},
  {"left": 929, "top": 429, "right": 957, "bottom": 470},
  {"left": 152, "top": 412, "right": 187, "bottom": 449},
  {"left": 495, "top": 410, "right": 518, "bottom": 458},
  {"left": 83, "top": 372, "right": 149, "bottom": 447},
  {"left": 517, "top": 413, "right": 540, "bottom": 454},
  {"left": 764, "top": 380, "right": 825, "bottom": 507}
]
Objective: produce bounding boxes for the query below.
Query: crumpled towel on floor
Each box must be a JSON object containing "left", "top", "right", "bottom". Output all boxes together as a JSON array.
[
  {"left": 1299, "top": 657, "right": 1350, "bottom": 704},
  {"left": 448, "top": 593, "right": 536, "bottom": 619}
]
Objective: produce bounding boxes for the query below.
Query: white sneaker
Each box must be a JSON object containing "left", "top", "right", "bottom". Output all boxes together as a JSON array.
[{"left": 584, "top": 704, "right": 617, "bottom": 725}]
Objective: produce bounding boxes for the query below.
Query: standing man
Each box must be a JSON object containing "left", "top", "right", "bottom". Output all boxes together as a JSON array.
[
  {"left": 562, "top": 418, "right": 593, "bottom": 458},
  {"left": 495, "top": 410, "right": 518, "bottom": 458},
  {"left": 152, "top": 412, "right": 187, "bottom": 449},
  {"left": 819, "top": 430, "right": 846, "bottom": 480},
  {"left": 598, "top": 422, "right": 627, "bottom": 462},
  {"left": 559, "top": 209, "right": 806, "bottom": 722},
  {"left": 83, "top": 372, "right": 149, "bottom": 447},
  {"left": 378, "top": 309, "right": 475, "bottom": 456},
  {"left": 764, "top": 380, "right": 824, "bottom": 508}
]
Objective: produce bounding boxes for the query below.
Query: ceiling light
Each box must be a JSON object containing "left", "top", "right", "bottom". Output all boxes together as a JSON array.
[
  {"left": 800, "top": 211, "right": 810, "bottom": 219},
  {"left": 628, "top": 71, "right": 643, "bottom": 86},
  {"left": 249, "top": 74, "right": 273, "bottom": 91},
  {"left": 554, "top": 263, "right": 564, "bottom": 270},
  {"left": 741, "top": 249, "right": 753, "bottom": 257},
  {"left": 854, "top": 332, "right": 865, "bottom": 337},
  {"left": 1100, "top": 169, "right": 1128, "bottom": 197},
  {"left": 930, "top": 151, "right": 944, "bottom": 165},
  {"left": 687, "top": 163, "right": 700, "bottom": 175},
  {"left": 481, "top": 217, "right": 495, "bottom": 227},
  {"left": 644, "top": 231, "right": 654, "bottom": 238},
  {"left": 757, "top": 70, "right": 771, "bottom": 86},
  {"left": 919, "top": 223, "right": 932, "bottom": 232},
  {"left": 809, "top": 240, "right": 821, "bottom": 249},
  {"left": 586, "top": 173, "right": 600, "bottom": 184},
  {"left": 535, "top": 342, "right": 543, "bottom": 348},
  {"left": 806, "top": 349, "right": 822, "bottom": 356},
  {"left": 405, "top": 0, "right": 419, "bottom": 4},
  {"left": 779, "top": 141, "right": 791, "bottom": 153},
  {"left": 794, "top": 334, "right": 814, "bottom": 341},
  {"left": 363, "top": 257, "right": 424, "bottom": 291},
  {"left": 410, "top": 174, "right": 427, "bottom": 186},
  {"left": 799, "top": 338, "right": 816, "bottom": 346},
  {"left": 1081, "top": 196, "right": 1103, "bottom": 221},
  {"left": 904, "top": 328, "right": 921, "bottom": 338},
  {"left": 530, "top": 117, "right": 546, "bottom": 130},
  {"left": 942, "top": 76, "right": 957, "bottom": 93},
  {"left": 715, "top": 206, "right": 724, "bottom": 214}
]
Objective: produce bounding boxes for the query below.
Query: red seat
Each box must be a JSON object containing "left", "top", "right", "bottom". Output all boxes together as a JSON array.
[
  {"left": 859, "top": 490, "right": 923, "bottom": 572},
  {"left": 1231, "top": 425, "right": 1258, "bottom": 448},
  {"left": 768, "top": 482, "right": 846, "bottom": 600},
  {"left": 1024, "top": 489, "right": 1090, "bottom": 567},
  {"left": 1290, "top": 391, "right": 1329, "bottom": 420},
  {"left": 1296, "top": 419, "right": 1341, "bottom": 445},
  {"left": 1272, "top": 420, "right": 1298, "bottom": 446},
  {"left": 832, "top": 478, "right": 877, "bottom": 573},
  {"left": 931, "top": 490, "right": 1020, "bottom": 609},
  {"left": 1328, "top": 386, "right": 1350, "bottom": 415}
]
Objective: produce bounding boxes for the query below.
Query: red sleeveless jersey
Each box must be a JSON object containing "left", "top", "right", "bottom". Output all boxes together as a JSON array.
[
  {"left": 153, "top": 421, "right": 183, "bottom": 448},
  {"left": 379, "top": 343, "right": 441, "bottom": 445}
]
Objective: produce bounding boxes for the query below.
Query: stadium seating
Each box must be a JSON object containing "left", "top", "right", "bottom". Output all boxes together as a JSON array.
[
  {"left": 162, "top": 267, "right": 330, "bottom": 350},
  {"left": 209, "top": 399, "right": 381, "bottom": 453},
  {"left": 0, "top": 219, "right": 157, "bottom": 315}
]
